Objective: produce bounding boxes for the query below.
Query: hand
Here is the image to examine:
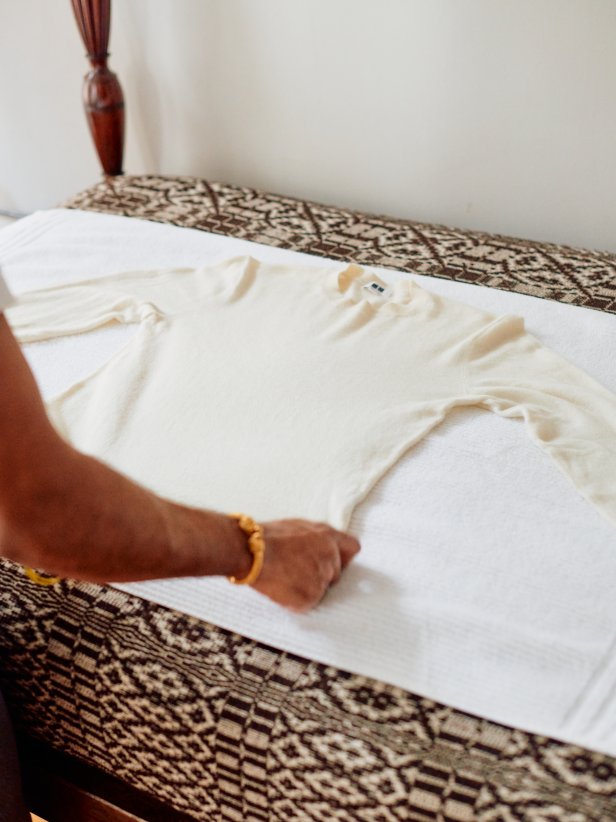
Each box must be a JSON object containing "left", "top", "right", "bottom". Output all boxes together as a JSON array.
[{"left": 250, "top": 519, "right": 360, "bottom": 612}]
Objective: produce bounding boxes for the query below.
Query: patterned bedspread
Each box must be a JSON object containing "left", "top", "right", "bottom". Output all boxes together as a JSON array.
[{"left": 0, "top": 175, "right": 615, "bottom": 821}]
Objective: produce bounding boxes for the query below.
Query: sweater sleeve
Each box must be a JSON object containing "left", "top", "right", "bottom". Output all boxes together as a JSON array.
[
  {"left": 5, "top": 257, "right": 255, "bottom": 343},
  {"left": 4, "top": 268, "right": 197, "bottom": 343},
  {"left": 7, "top": 283, "right": 163, "bottom": 343},
  {"left": 464, "top": 314, "right": 616, "bottom": 529}
]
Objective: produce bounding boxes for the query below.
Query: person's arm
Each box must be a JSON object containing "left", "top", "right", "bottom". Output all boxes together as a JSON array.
[{"left": 0, "top": 316, "right": 359, "bottom": 611}]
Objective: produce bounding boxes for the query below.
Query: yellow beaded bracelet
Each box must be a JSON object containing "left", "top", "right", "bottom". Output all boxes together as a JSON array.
[
  {"left": 227, "top": 512, "right": 266, "bottom": 586},
  {"left": 23, "top": 566, "right": 62, "bottom": 586}
]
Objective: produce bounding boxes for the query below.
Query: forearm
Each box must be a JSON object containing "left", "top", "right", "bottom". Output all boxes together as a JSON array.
[
  {"left": 0, "top": 315, "right": 360, "bottom": 606},
  {"left": 1, "top": 437, "right": 251, "bottom": 583}
]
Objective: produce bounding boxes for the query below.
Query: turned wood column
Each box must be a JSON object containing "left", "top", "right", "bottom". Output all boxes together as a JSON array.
[{"left": 71, "top": 0, "right": 125, "bottom": 176}]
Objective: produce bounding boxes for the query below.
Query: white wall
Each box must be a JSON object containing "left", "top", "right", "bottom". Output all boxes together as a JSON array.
[{"left": 2, "top": 0, "right": 615, "bottom": 252}]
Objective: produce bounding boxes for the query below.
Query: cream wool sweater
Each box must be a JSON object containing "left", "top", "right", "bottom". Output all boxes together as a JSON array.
[{"left": 6, "top": 256, "right": 616, "bottom": 531}]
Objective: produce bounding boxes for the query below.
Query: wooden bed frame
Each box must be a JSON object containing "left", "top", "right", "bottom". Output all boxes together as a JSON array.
[
  {"left": 71, "top": 0, "right": 125, "bottom": 179},
  {"left": 20, "top": 733, "right": 191, "bottom": 822}
]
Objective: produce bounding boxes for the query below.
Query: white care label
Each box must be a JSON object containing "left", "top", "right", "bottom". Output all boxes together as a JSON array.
[{"left": 362, "top": 281, "right": 393, "bottom": 299}]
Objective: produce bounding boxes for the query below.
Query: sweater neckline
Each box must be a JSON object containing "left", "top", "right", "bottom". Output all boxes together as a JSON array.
[{"left": 323, "top": 263, "right": 418, "bottom": 315}]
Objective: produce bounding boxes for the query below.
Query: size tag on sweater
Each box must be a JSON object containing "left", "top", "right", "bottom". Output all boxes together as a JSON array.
[{"left": 363, "top": 281, "right": 392, "bottom": 298}]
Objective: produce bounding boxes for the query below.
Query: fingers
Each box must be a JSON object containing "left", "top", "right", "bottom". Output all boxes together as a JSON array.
[
  {"left": 329, "top": 542, "right": 343, "bottom": 585},
  {"left": 323, "top": 528, "right": 359, "bottom": 589},
  {"left": 306, "top": 522, "right": 360, "bottom": 578},
  {"left": 252, "top": 519, "right": 360, "bottom": 612},
  {"left": 336, "top": 530, "right": 361, "bottom": 570}
]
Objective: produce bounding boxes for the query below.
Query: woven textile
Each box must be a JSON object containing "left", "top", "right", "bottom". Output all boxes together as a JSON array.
[
  {"left": 64, "top": 174, "right": 616, "bottom": 315},
  {"left": 0, "top": 176, "right": 614, "bottom": 820},
  {"left": 1, "top": 560, "right": 615, "bottom": 821}
]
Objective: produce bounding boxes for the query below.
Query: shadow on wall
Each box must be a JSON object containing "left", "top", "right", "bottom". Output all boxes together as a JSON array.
[
  {"left": 117, "top": 0, "right": 223, "bottom": 178},
  {"left": 111, "top": 0, "right": 616, "bottom": 253}
]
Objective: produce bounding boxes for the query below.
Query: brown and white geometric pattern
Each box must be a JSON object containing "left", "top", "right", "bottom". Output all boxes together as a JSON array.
[
  {"left": 64, "top": 174, "right": 616, "bottom": 314},
  {"left": 1, "top": 557, "right": 615, "bottom": 820},
  {"left": 1, "top": 177, "right": 614, "bottom": 819}
]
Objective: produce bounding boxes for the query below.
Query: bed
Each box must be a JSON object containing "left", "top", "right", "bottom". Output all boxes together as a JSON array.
[{"left": 0, "top": 3, "right": 615, "bottom": 821}]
